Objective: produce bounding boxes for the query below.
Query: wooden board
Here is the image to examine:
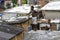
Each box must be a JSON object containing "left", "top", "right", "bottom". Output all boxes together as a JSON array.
[
  {"left": 50, "top": 24, "right": 57, "bottom": 30},
  {"left": 11, "top": 32, "right": 24, "bottom": 40},
  {"left": 10, "top": 19, "right": 32, "bottom": 40},
  {"left": 37, "top": 0, "right": 49, "bottom": 7}
]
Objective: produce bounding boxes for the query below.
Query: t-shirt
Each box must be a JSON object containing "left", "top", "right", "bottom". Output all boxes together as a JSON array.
[{"left": 10, "top": 2, "right": 13, "bottom": 7}]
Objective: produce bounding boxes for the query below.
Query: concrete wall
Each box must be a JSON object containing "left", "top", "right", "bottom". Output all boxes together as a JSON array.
[
  {"left": 27, "top": 0, "right": 38, "bottom": 5},
  {"left": 44, "top": 11, "right": 60, "bottom": 19}
]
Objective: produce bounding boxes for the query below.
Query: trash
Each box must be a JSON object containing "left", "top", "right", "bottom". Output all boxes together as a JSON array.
[{"left": 23, "top": 30, "right": 60, "bottom": 40}]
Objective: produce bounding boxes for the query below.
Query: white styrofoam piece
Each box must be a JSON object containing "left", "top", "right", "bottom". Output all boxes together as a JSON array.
[
  {"left": 17, "top": 16, "right": 28, "bottom": 19},
  {"left": 50, "top": 19, "right": 60, "bottom": 23},
  {"left": 41, "top": 1, "right": 60, "bottom": 10},
  {"left": 40, "top": 24, "right": 50, "bottom": 27}
]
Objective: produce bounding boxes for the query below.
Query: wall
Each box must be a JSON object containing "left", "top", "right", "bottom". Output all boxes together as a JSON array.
[
  {"left": 27, "top": 0, "right": 38, "bottom": 5},
  {"left": 44, "top": 11, "right": 60, "bottom": 19},
  {"left": 50, "top": 0, "right": 60, "bottom": 1}
]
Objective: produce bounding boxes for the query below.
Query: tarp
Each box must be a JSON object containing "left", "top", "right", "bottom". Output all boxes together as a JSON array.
[
  {"left": 3, "top": 4, "right": 41, "bottom": 14},
  {"left": 3, "top": 5, "right": 31, "bottom": 14}
]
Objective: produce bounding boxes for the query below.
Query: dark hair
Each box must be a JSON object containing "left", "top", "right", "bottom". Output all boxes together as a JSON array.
[{"left": 31, "top": 6, "right": 34, "bottom": 10}]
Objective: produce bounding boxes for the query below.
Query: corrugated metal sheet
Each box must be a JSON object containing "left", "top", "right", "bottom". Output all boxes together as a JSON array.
[{"left": 41, "top": 1, "right": 60, "bottom": 10}]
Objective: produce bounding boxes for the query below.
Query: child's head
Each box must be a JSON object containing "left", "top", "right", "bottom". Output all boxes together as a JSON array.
[{"left": 31, "top": 6, "right": 34, "bottom": 10}]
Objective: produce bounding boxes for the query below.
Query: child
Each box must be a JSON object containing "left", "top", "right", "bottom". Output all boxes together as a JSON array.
[{"left": 30, "top": 6, "right": 38, "bottom": 24}]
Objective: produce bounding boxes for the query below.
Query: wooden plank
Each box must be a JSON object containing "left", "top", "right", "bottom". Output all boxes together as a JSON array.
[
  {"left": 50, "top": 24, "right": 57, "bottom": 30},
  {"left": 11, "top": 32, "right": 24, "bottom": 40},
  {"left": 11, "top": 19, "right": 32, "bottom": 40},
  {"left": 11, "top": 36, "right": 17, "bottom": 40},
  {"left": 37, "top": 0, "right": 49, "bottom": 7}
]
